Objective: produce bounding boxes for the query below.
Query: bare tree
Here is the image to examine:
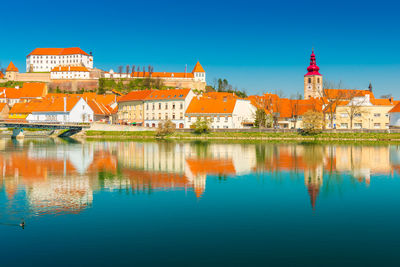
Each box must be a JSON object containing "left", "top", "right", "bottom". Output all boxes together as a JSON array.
[
  {"left": 132, "top": 65, "right": 136, "bottom": 73},
  {"left": 323, "top": 79, "right": 344, "bottom": 89},
  {"left": 126, "top": 65, "right": 130, "bottom": 74},
  {"left": 118, "top": 65, "right": 123, "bottom": 74}
]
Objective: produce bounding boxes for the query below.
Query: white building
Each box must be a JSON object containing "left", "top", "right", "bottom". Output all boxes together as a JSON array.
[
  {"left": 104, "top": 70, "right": 131, "bottom": 79},
  {"left": 26, "top": 97, "right": 94, "bottom": 123},
  {"left": 185, "top": 95, "right": 256, "bottom": 129},
  {"left": 50, "top": 66, "right": 90, "bottom": 80},
  {"left": 26, "top": 47, "right": 93, "bottom": 72},
  {"left": 144, "top": 89, "right": 195, "bottom": 128}
]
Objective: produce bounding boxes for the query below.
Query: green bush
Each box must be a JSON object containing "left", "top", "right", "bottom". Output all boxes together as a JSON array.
[{"left": 193, "top": 118, "right": 211, "bottom": 134}]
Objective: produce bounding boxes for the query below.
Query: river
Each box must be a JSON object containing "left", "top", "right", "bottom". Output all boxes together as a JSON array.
[{"left": 1, "top": 138, "right": 400, "bottom": 266}]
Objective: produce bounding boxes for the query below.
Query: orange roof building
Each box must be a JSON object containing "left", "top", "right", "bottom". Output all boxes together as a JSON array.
[
  {"left": 50, "top": 65, "right": 90, "bottom": 80},
  {"left": 104, "top": 62, "right": 207, "bottom": 91},
  {"left": 6, "top": 61, "right": 19, "bottom": 72},
  {"left": 185, "top": 94, "right": 256, "bottom": 129},
  {"left": 26, "top": 47, "right": 93, "bottom": 72}
]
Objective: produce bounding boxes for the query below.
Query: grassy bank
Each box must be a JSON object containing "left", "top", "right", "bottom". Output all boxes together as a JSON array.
[{"left": 84, "top": 130, "right": 400, "bottom": 142}]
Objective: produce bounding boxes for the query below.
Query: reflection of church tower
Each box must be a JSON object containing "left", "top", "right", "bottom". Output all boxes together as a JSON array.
[
  {"left": 304, "top": 166, "right": 323, "bottom": 210},
  {"left": 304, "top": 49, "right": 323, "bottom": 99},
  {"left": 193, "top": 174, "right": 206, "bottom": 198}
]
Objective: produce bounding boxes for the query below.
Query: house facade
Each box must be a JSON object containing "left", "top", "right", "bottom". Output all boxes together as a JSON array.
[
  {"left": 333, "top": 95, "right": 394, "bottom": 129},
  {"left": 144, "top": 89, "right": 195, "bottom": 128},
  {"left": 26, "top": 97, "right": 94, "bottom": 123},
  {"left": 117, "top": 90, "right": 153, "bottom": 125}
]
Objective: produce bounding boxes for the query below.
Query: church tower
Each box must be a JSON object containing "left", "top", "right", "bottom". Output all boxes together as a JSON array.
[{"left": 304, "top": 49, "right": 323, "bottom": 99}]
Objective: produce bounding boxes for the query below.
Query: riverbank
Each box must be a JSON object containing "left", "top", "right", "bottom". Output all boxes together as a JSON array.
[{"left": 84, "top": 130, "right": 400, "bottom": 142}]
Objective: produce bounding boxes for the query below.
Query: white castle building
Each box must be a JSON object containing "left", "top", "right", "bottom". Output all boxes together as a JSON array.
[{"left": 26, "top": 47, "right": 93, "bottom": 72}]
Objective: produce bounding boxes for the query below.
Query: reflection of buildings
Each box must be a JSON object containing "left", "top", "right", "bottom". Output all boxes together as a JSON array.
[
  {"left": 115, "top": 142, "right": 257, "bottom": 197},
  {"left": 0, "top": 141, "right": 117, "bottom": 216},
  {"left": 1, "top": 139, "right": 399, "bottom": 217}
]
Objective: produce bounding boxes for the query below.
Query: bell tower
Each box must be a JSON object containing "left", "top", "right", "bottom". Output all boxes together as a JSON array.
[{"left": 304, "top": 49, "right": 322, "bottom": 99}]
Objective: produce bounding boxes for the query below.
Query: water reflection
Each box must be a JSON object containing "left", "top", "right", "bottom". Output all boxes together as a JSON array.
[{"left": 1, "top": 138, "right": 400, "bottom": 218}]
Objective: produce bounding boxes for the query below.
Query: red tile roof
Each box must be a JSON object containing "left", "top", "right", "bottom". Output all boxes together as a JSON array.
[
  {"left": 192, "top": 61, "right": 205, "bottom": 73},
  {"left": 186, "top": 96, "right": 236, "bottom": 114},
  {"left": 145, "top": 89, "right": 191, "bottom": 101},
  {"left": 0, "top": 71, "right": 4, "bottom": 78},
  {"left": 28, "top": 47, "right": 89, "bottom": 56},
  {"left": 0, "top": 83, "right": 46, "bottom": 99},
  {"left": 389, "top": 103, "right": 400, "bottom": 113},
  {"left": 323, "top": 89, "right": 374, "bottom": 100},
  {"left": 51, "top": 65, "right": 89, "bottom": 72},
  {"left": 118, "top": 90, "right": 153, "bottom": 102},
  {"left": 131, "top": 71, "right": 194, "bottom": 78},
  {"left": 6, "top": 62, "right": 19, "bottom": 72}
]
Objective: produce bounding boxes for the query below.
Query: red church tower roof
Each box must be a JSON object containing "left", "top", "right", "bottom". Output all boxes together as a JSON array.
[{"left": 305, "top": 49, "right": 321, "bottom": 76}]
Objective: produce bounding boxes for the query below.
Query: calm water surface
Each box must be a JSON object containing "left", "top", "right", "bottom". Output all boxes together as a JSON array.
[{"left": 1, "top": 138, "right": 400, "bottom": 266}]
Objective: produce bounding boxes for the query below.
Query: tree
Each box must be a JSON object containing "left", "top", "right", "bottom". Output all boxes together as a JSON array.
[
  {"left": 254, "top": 108, "right": 267, "bottom": 128},
  {"left": 193, "top": 118, "right": 211, "bottom": 134},
  {"left": 345, "top": 95, "right": 368, "bottom": 129},
  {"left": 118, "top": 65, "right": 123, "bottom": 74},
  {"left": 156, "top": 120, "right": 175, "bottom": 137},
  {"left": 323, "top": 79, "right": 344, "bottom": 89},
  {"left": 126, "top": 65, "right": 130, "bottom": 74},
  {"left": 302, "top": 110, "right": 324, "bottom": 135},
  {"left": 289, "top": 93, "right": 303, "bottom": 129}
]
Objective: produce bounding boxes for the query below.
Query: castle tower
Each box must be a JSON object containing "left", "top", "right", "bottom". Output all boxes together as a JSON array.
[
  {"left": 304, "top": 50, "right": 323, "bottom": 99},
  {"left": 5, "top": 61, "right": 19, "bottom": 81},
  {"left": 192, "top": 61, "right": 206, "bottom": 82}
]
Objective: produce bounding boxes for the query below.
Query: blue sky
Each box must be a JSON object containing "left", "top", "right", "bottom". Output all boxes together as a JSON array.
[{"left": 1, "top": 0, "right": 400, "bottom": 97}]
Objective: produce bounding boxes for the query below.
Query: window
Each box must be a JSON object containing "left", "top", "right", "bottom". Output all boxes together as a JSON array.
[
  {"left": 165, "top": 103, "right": 168, "bottom": 109},
  {"left": 172, "top": 103, "right": 175, "bottom": 109},
  {"left": 180, "top": 103, "right": 183, "bottom": 109},
  {"left": 354, "top": 113, "right": 361, "bottom": 118},
  {"left": 172, "top": 114, "right": 175, "bottom": 119},
  {"left": 340, "top": 113, "right": 348, "bottom": 118},
  {"left": 158, "top": 103, "right": 161, "bottom": 109},
  {"left": 308, "top": 78, "right": 311, "bottom": 83},
  {"left": 341, "top": 123, "right": 348, "bottom": 129},
  {"left": 354, "top": 123, "right": 362, "bottom": 129},
  {"left": 225, "top": 116, "right": 228, "bottom": 122},
  {"left": 374, "top": 123, "right": 381, "bottom": 128},
  {"left": 374, "top": 113, "right": 381, "bottom": 117}
]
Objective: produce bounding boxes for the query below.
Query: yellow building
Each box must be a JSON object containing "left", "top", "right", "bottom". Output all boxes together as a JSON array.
[
  {"left": 334, "top": 95, "right": 395, "bottom": 129},
  {"left": 117, "top": 90, "right": 153, "bottom": 125}
]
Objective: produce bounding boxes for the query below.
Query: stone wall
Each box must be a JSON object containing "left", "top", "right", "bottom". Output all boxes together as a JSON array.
[
  {"left": 48, "top": 79, "right": 99, "bottom": 92},
  {"left": 15, "top": 73, "right": 51, "bottom": 82}
]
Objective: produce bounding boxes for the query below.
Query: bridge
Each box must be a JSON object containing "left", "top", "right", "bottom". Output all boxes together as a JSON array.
[{"left": 0, "top": 121, "right": 91, "bottom": 138}]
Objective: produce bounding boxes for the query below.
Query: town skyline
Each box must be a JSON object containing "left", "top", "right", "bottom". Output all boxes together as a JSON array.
[{"left": 2, "top": 0, "right": 400, "bottom": 98}]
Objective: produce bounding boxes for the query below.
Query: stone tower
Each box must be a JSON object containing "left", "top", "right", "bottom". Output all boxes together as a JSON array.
[{"left": 304, "top": 49, "right": 323, "bottom": 99}]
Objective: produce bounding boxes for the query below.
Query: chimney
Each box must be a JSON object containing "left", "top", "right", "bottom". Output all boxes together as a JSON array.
[{"left": 64, "top": 97, "right": 67, "bottom": 112}]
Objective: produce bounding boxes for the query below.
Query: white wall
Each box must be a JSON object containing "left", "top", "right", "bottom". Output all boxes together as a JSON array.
[
  {"left": 232, "top": 100, "right": 256, "bottom": 128},
  {"left": 51, "top": 71, "right": 90, "bottom": 80}
]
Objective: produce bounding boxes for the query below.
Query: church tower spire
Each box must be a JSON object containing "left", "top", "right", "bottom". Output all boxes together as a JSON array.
[{"left": 304, "top": 49, "right": 323, "bottom": 99}]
